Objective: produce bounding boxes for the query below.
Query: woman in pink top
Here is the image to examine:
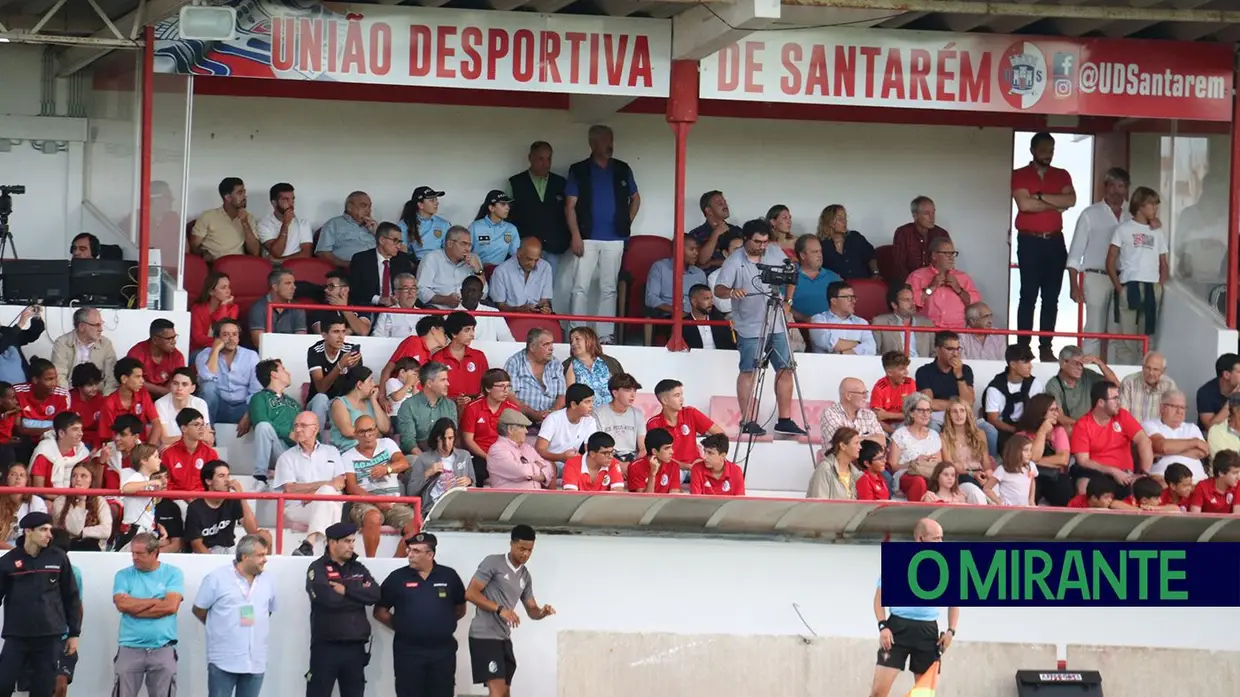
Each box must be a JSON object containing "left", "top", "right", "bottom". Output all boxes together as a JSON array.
[
  {"left": 1014, "top": 394, "right": 1074, "bottom": 507},
  {"left": 485, "top": 408, "right": 556, "bottom": 490}
]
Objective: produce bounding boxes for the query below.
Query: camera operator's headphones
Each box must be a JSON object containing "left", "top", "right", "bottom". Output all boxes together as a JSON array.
[{"left": 70, "top": 232, "right": 100, "bottom": 258}]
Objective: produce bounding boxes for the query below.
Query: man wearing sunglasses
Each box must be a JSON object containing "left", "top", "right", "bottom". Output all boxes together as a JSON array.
[{"left": 905, "top": 238, "right": 980, "bottom": 330}]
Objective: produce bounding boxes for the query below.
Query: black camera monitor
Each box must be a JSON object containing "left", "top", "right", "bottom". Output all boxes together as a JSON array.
[
  {"left": 2, "top": 259, "right": 69, "bottom": 306},
  {"left": 70, "top": 258, "right": 136, "bottom": 308}
]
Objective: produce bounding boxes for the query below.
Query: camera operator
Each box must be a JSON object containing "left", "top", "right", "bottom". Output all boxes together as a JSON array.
[{"left": 713, "top": 219, "right": 807, "bottom": 438}]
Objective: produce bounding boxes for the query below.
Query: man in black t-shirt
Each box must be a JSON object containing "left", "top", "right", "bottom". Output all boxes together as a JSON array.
[
  {"left": 309, "top": 269, "right": 373, "bottom": 336},
  {"left": 184, "top": 460, "right": 269, "bottom": 554},
  {"left": 912, "top": 330, "right": 998, "bottom": 455},
  {"left": 307, "top": 318, "right": 363, "bottom": 436},
  {"left": 153, "top": 497, "right": 184, "bottom": 553}
]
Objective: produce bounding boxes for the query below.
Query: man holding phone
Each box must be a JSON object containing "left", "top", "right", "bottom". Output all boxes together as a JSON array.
[
  {"left": 0, "top": 305, "right": 44, "bottom": 387},
  {"left": 306, "top": 319, "right": 363, "bottom": 438}
]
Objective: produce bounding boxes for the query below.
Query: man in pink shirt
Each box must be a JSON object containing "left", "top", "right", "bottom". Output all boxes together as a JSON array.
[
  {"left": 484, "top": 409, "right": 557, "bottom": 490},
  {"left": 905, "top": 238, "right": 981, "bottom": 329}
]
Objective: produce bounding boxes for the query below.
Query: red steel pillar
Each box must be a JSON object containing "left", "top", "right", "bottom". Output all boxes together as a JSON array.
[
  {"left": 137, "top": 25, "right": 154, "bottom": 308},
  {"left": 665, "top": 60, "right": 699, "bottom": 352}
]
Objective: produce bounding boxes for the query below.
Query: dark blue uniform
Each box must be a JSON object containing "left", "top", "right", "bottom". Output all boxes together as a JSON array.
[
  {"left": 305, "top": 553, "right": 380, "bottom": 697},
  {"left": 378, "top": 563, "right": 466, "bottom": 697}
]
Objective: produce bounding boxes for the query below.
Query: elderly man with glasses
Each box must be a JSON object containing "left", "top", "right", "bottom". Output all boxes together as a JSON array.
[
  {"left": 371, "top": 274, "right": 424, "bottom": 338},
  {"left": 1044, "top": 345, "right": 1120, "bottom": 428},
  {"left": 417, "top": 226, "right": 488, "bottom": 310},
  {"left": 51, "top": 306, "right": 118, "bottom": 394},
  {"left": 1142, "top": 389, "right": 1207, "bottom": 483},
  {"left": 905, "top": 238, "right": 980, "bottom": 329},
  {"left": 958, "top": 302, "right": 1004, "bottom": 361}
]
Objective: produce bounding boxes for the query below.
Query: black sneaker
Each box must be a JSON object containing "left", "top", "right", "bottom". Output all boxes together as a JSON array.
[
  {"left": 740, "top": 421, "right": 767, "bottom": 436},
  {"left": 292, "top": 541, "right": 314, "bottom": 557},
  {"left": 774, "top": 418, "right": 807, "bottom": 436},
  {"left": 1040, "top": 347, "right": 1057, "bottom": 363}
]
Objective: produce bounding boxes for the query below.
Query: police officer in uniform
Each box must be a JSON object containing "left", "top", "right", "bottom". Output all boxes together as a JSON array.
[
  {"left": 375, "top": 533, "right": 465, "bottom": 697},
  {"left": 304, "top": 522, "right": 380, "bottom": 697},
  {"left": 0, "top": 512, "right": 81, "bottom": 697}
]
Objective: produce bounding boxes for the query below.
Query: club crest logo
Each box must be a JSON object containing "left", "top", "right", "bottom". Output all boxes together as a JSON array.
[{"left": 1000, "top": 41, "right": 1048, "bottom": 110}]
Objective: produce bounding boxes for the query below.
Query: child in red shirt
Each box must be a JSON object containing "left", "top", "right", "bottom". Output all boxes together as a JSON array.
[
  {"left": 68, "top": 363, "right": 105, "bottom": 450},
  {"left": 646, "top": 379, "right": 721, "bottom": 469},
  {"left": 560, "top": 433, "right": 625, "bottom": 492},
  {"left": 627, "top": 428, "right": 681, "bottom": 494},
  {"left": 870, "top": 351, "right": 917, "bottom": 434},
  {"left": 855, "top": 440, "right": 891, "bottom": 501},
  {"left": 1189, "top": 450, "right": 1240, "bottom": 514},
  {"left": 0, "top": 382, "right": 18, "bottom": 445},
  {"left": 1131, "top": 476, "right": 1180, "bottom": 512},
  {"left": 689, "top": 434, "right": 745, "bottom": 497},
  {"left": 1066, "top": 477, "right": 1136, "bottom": 510},
  {"left": 1157, "top": 462, "right": 1195, "bottom": 512}
]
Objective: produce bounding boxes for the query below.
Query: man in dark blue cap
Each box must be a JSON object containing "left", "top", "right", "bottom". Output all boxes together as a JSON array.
[
  {"left": 304, "top": 522, "right": 380, "bottom": 697},
  {"left": 375, "top": 532, "right": 466, "bottom": 697},
  {"left": 0, "top": 512, "right": 81, "bottom": 697}
]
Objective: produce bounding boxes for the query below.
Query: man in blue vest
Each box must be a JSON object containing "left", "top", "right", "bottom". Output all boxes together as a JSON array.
[{"left": 564, "top": 125, "right": 641, "bottom": 345}]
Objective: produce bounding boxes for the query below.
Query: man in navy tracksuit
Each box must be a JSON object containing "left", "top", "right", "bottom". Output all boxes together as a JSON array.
[{"left": 0, "top": 512, "right": 82, "bottom": 697}]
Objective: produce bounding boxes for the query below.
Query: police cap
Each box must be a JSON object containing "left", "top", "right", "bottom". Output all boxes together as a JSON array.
[
  {"left": 325, "top": 522, "right": 357, "bottom": 541},
  {"left": 405, "top": 532, "right": 437, "bottom": 551},
  {"left": 20, "top": 512, "right": 52, "bottom": 530}
]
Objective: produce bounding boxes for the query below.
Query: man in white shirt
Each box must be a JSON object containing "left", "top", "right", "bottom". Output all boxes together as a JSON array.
[
  {"left": 809, "top": 281, "right": 876, "bottom": 355},
  {"left": 273, "top": 411, "right": 347, "bottom": 557},
  {"left": 1067, "top": 167, "right": 1129, "bottom": 358},
  {"left": 490, "top": 236, "right": 554, "bottom": 313},
  {"left": 370, "top": 274, "right": 424, "bottom": 338},
  {"left": 535, "top": 383, "right": 598, "bottom": 472},
  {"left": 1142, "top": 389, "right": 1208, "bottom": 482},
  {"left": 459, "top": 276, "right": 514, "bottom": 343},
  {"left": 256, "top": 182, "right": 314, "bottom": 260},
  {"left": 417, "top": 226, "right": 488, "bottom": 309}
]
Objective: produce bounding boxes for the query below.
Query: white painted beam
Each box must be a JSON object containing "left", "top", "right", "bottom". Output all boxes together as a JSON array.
[
  {"left": 671, "top": 0, "right": 780, "bottom": 61},
  {"left": 56, "top": 0, "right": 194, "bottom": 76},
  {"left": 566, "top": 94, "right": 642, "bottom": 125}
]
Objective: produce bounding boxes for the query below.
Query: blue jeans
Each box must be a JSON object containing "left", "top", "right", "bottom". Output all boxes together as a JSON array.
[
  {"left": 207, "top": 663, "right": 263, "bottom": 697},
  {"left": 199, "top": 380, "right": 249, "bottom": 424},
  {"left": 251, "top": 422, "right": 289, "bottom": 477},
  {"left": 736, "top": 333, "right": 792, "bottom": 373}
]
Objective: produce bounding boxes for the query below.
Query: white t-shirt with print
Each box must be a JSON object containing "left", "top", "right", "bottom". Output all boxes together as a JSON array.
[
  {"left": 538, "top": 409, "right": 598, "bottom": 455},
  {"left": 1110, "top": 220, "right": 1166, "bottom": 284}
]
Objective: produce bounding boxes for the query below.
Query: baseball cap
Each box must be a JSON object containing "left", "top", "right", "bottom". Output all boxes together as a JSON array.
[
  {"left": 485, "top": 190, "right": 513, "bottom": 206},
  {"left": 414, "top": 186, "right": 445, "bottom": 202}
]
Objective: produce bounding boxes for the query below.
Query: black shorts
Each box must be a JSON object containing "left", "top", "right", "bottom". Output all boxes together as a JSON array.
[
  {"left": 469, "top": 637, "right": 516, "bottom": 686},
  {"left": 17, "top": 639, "right": 75, "bottom": 689},
  {"left": 876, "top": 615, "right": 940, "bottom": 676}
]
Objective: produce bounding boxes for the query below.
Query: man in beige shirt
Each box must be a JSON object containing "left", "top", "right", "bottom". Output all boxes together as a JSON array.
[{"left": 190, "top": 177, "right": 261, "bottom": 260}]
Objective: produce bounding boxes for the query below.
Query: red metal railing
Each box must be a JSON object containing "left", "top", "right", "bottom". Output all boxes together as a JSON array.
[
  {"left": 267, "top": 302, "right": 1150, "bottom": 355},
  {"left": 6, "top": 487, "right": 422, "bottom": 555}
]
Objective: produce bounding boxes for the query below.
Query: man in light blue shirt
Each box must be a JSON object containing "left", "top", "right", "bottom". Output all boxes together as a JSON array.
[
  {"left": 194, "top": 318, "right": 262, "bottom": 424},
  {"left": 417, "top": 227, "right": 488, "bottom": 309},
  {"left": 399, "top": 186, "right": 452, "bottom": 260},
  {"left": 113, "top": 532, "right": 184, "bottom": 697},
  {"left": 490, "top": 237, "right": 554, "bottom": 313},
  {"left": 316, "top": 191, "right": 378, "bottom": 267},
  {"left": 470, "top": 190, "right": 521, "bottom": 265},
  {"left": 809, "top": 281, "right": 877, "bottom": 355},
  {"left": 872, "top": 518, "right": 958, "bottom": 697},
  {"left": 646, "top": 236, "right": 708, "bottom": 316},
  {"left": 193, "top": 534, "right": 277, "bottom": 697},
  {"left": 790, "top": 235, "right": 841, "bottom": 321}
]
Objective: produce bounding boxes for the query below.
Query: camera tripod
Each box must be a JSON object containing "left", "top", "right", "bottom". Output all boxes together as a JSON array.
[{"left": 733, "top": 288, "right": 816, "bottom": 476}]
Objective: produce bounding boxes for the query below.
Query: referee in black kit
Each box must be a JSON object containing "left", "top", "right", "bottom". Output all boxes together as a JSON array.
[
  {"left": 305, "top": 522, "right": 380, "bottom": 697},
  {"left": 375, "top": 532, "right": 466, "bottom": 697},
  {"left": 0, "top": 512, "right": 81, "bottom": 697}
]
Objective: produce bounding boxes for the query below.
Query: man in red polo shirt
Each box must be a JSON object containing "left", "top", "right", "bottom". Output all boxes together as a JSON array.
[
  {"left": 125, "top": 318, "right": 186, "bottom": 398},
  {"left": 689, "top": 433, "right": 745, "bottom": 496},
  {"left": 430, "top": 311, "right": 488, "bottom": 409},
  {"left": 1011, "top": 132, "right": 1077, "bottom": 363},
  {"left": 560, "top": 432, "right": 625, "bottom": 492},
  {"left": 627, "top": 428, "right": 680, "bottom": 493},
  {"left": 160, "top": 407, "right": 219, "bottom": 493},
  {"left": 99, "top": 357, "right": 163, "bottom": 444},
  {"left": 645, "top": 379, "right": 722, "bottom": 470},
  {"left": 1189, "top": 450, "right": 1240, "bottom": 514},
  {"left": 1069, "top": 380, "right": 1152, "bottom": 500}
]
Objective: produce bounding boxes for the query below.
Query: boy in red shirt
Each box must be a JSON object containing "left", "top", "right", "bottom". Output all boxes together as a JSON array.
[
  {"left": 646, "top": 379, "right": 721, "bottom": 469},
  {"left": 560, "top": 432, "right": 624, "bottom": 492},
  {"left": 430, "top": 311, "right": 489, "bottom": 407},
  {"left": 870, "top": 351, "right": 917, "bottom": 435},
  {"left": 1066, "top": 477, "right": 1136, "bottom": 510},
  {"left": 1158, "top": 462, "right": 1195, "bottom": 512},
  {"left": 379, "top": 315, "right": 446, "bottom": 394},
  {"left": 160, "top": 408, "right": 220, "bottom": 492},
  {"left": 855, "top": 440, "right": 891, "bottom": 501},
  {"left": 627, "top": 428, "right": 681, "bottom": 494},
  {"left": 1131, "top": 476, "right": 1180, "bottom": 512},
  {"left": 1189, "top": 450, "right": 1240, "bottom": 514},
  {"left": 690, "top": 434, "right": 745, "bottom": 497},
  {"left": 0, "top": 381, "right": 18, "bottom": 446},
  {"left": 68, "top": 363, "right": 105, "bottom": 449},
  {"left": 16, "top": 357, "right": 71, "bottom": 442},
  {"left": 98, "top": 357, "right": 163, "bottom": 444}
]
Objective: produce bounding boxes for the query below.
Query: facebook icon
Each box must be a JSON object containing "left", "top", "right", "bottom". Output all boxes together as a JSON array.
[{"left": 1052, "top": 52, "right": 1075, "bottom": 98}]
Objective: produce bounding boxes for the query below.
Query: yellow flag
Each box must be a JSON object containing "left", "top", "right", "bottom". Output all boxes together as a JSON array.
[{"left": 904, "top": 661, "right": 939, "bottom": 697}]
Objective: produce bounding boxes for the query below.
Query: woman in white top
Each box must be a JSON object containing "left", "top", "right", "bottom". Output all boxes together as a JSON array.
[
  {"left": 0, "top": 463, "right": 47, "bottom": 548},
  {"left": 1106, "top": 186, "right": 1168, "bottom": 364},
  {"left": 888, "top": 392, "right": 942, "bottom": 502},
  {"left": 156, "top": 368, "right": 212, "bottom": 447},
  {"left": 53, "top": 462, "right": 112, "bottom": 550},
  {"left": 992, "top": 434, "right": 1038, "bottom": 507}
]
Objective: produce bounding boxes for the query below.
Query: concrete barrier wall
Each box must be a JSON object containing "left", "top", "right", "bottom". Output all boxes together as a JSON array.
[{"left": 1067, "top": 644, "right": 1240, "bottom": 696}]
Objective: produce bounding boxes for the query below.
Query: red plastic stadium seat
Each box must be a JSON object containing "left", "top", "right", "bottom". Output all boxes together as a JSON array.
[
  {"left": 794, "top": 400, "right": 836, "bottom": 444},
  {"left": 708, "top": 395, "right": 772, "bottom": 442},
  {"left": 183, "top": 252, "right": 208, "bottom": 296},
  {"left": 632, "top": 392, "right": 663, "bottom": 423},
  {"left": 616, "top": 235, "right": 672, "bottom": 345},
  {"left": 506, "top": 316, "right": 562, "bottom": 343},
  {"left": 282, "top": 256, "right": 336, "bottom": 287},
  {"left": 851, "top": 278, "right": 888, "bottom": 322},
  {"left": 484, "top": 264, "right": 497, "bottom": 283},
  {"left": 875, "top": 244, "right": 898, "bottom": 285}
]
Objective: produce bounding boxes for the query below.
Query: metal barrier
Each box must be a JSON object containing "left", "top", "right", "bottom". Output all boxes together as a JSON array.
[
  {"left": 5, "top": 486, "right": 423, "bottom": 555},
  {"left": 267, "top": 302, "right": 1151, "bottom": 355}
]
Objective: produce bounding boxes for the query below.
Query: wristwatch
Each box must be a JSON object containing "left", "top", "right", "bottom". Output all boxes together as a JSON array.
[{"left": 923, "top": 286, "right": 934, "bottom": 297}]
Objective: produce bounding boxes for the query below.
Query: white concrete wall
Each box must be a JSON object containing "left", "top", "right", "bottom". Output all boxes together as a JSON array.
[
  {"left": 185, "top": 95, "right": 1016, "bottom": 324},
  {"left": 0, "top": 305, "right": 191, "bottom": 367},
  {"left": 39, "top": 533, "right": 1240, "bottom": 697}
]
